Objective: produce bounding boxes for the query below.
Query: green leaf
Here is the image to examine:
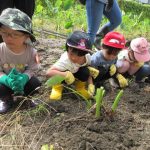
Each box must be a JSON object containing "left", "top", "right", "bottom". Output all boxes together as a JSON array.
[
  {"left": 65, "top": 21, "right": 73, "bottom": 29},
  {"left": 63, "top": 0, "right": 73, "bottom": 10},
  {"left": 41, "top": 144, "right": 49, "bottom": 150},
  {"left": 55, "top": 0, "right": 63, "bottom": 8},
  {"left": 36, "top": 4, "right": 43, "bottom": 13},
  {"left": 46, "top": 75, "right": 65, "bottom": 87},
  {"left": 111, "top": 90, "right": 124, "bottom": 112}
]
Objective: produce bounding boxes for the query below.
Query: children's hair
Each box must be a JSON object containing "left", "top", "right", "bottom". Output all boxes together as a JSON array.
[
  {"left": 102, "top": 43, "right": 122, "bottom": 55},
  {"left": 66, "top": 45, "right": 88, "bottom": 56},
  {"left": 66, "top": 30, "right": 92, "bottom": 53}
]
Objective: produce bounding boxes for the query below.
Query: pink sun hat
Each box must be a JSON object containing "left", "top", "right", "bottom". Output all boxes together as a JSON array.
[{"left": 130, "top": 37, "right": 150, "bottom": 62}]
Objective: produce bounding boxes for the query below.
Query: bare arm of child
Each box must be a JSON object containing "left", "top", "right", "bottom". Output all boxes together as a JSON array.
[
  {"left": 46, "top": 66, "right": 67, "bottom": 77},
  {"left": 46, "top": 66, "right": 75, "bottom": 85}
]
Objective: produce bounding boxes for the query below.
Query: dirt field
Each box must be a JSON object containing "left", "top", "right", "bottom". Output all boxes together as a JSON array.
[{"left": 0, "top": 38, "right": 150, "bottom": 150}]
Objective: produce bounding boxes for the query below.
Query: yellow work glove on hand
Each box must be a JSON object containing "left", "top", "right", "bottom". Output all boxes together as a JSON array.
[
  {"left": 116, "top": 73, "right": 128, "bottom": 88},
  {"left": 88, "top": 84, "right": 95, "bottom": 97},
  {"left": 109, "top": 64, "right": 117, "bottom": 76},
  {"left": 134, "top": 62, "right": 144, "bottom": 67},
  {"left": 88, "top": 66, "right": 99, "bottom": 79},
  {"left": 65, "top": 71, "right": 75, "bottom": 85}
]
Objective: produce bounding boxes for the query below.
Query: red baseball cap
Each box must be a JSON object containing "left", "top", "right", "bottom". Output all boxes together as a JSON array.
[
  {"left": 130, "top": 37, "right": 150, "bottom": 62},
  {"left": 103, "top": 31, "right": 126, "bottom": 49}
]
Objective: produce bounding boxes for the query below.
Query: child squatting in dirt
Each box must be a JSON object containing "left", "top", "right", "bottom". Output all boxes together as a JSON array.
[
  {"left": 0, "top": 8, "right": 41, "bottom": 114},
  {"left": 90, "top": 31, "right": 128, "bottom": 88},
  {"left": 46, "top": 31, "right": 99, "bottom": 100},
  {"left": 116, "top": 37, "right": 150, "bottom": 88}
]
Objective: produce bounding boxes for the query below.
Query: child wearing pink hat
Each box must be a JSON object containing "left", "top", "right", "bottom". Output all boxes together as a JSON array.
[{"left": 117, "top": 37, "right": 150, "bottom": 86}]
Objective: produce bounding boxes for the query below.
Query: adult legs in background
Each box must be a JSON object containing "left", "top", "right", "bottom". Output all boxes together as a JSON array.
[
  {"left": 0, "top": 0, "right": 14, "bottom": 43},
  {"left": 0, "top": 0, "right": 13, "bottom": 14},
  {"left": 86, "top": 0, "right": 104, "bottom": 44},
  {"left": 14, "top": 0, "right": 35, "bottom": 18},
  {"left": 86, "top": 0, "right": 122, "bottom": 45}
]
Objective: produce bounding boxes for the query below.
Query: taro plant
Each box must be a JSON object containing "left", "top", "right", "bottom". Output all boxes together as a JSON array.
[
  {"left": 46, "top": 75, "right": 65, "bottom": 87},
  {"left": 111, "top": 89, "right": 124, "bottom": 112},
  {"left": 95, "top": 87, "right": 105, "bottom": 119},
  {"left": 94, "top": 88, "right": 124, "bottom": 118},
  {"left": 41, "top": 144, "right": 54, "bottom": 150}
]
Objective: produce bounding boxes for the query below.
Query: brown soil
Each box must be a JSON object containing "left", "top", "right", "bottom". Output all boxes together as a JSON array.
[{"left": 0, "top": 38, "right": 150, "bottom": 150}]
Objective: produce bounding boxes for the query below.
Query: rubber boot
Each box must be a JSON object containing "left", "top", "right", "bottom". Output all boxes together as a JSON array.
[
  {"left": 94, "top": 26, "right": 109, "bottom": 50},
  {"left": 74, "top": 80, "right": 90, "bottom": 99},
  {"left": 0, "top": 95, "right": 14, "bottom": 114},
  {"left": 50, "top": 84, "right": 63, "bottom": 100}
]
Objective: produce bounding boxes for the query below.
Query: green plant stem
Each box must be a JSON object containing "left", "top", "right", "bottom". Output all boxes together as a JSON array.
[
  {"left": 95, "top": 87, "right": 104, "bottom": 118},
  {"left": 111, "top": 90, "right": 124, "bottom": 112}
]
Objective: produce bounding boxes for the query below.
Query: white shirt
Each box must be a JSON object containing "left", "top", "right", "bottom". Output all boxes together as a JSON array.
[{"left": 53, "top": 52, "right": 91, "bottom": 73}]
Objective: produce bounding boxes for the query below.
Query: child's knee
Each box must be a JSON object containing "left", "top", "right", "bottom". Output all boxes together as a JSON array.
[{"left": 118, "top": 61, "right": 130, "bottom": 73}]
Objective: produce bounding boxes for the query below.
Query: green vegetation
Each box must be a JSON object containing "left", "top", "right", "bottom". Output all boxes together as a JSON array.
[
  {"left": 95, "top": 87, "right": 105, "bottom": 118},
  {"left": 33, "top": 0, "right": 150, "bottom": 40},
  {"left": 111, "top": 90, "right": 124, "bottom": 112}
]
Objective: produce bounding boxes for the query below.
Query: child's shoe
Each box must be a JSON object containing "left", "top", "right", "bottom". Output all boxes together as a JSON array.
[
  {"left": 50, "top": 84, "right": 63, "bottom": 100},
  {"left": 74, "top": 80, "right": 90, "bottom": 99}
]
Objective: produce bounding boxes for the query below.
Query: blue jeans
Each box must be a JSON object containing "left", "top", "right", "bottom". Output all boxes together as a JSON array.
[
  {"left": 86, "top": 0, "right": 122, "bottom": 44},
  {"left": 135, "top": 64, "right": 150, "bottom": 82}
]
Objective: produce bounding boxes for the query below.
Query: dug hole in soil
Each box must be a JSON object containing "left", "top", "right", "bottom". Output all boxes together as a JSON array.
[{"left": 0, "top": 37, "right": 150, "bottom": 150}]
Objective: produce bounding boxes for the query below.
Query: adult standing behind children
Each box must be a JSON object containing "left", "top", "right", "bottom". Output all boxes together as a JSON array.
[
  {"left": 0, "top": 8, "right": 41, "bottom": 114},
  {"left": 0, "top": 0, "right": 35, "bottom": 19},
  {"left": 82, "top": 0, "right": 122, "bottom": 49}
]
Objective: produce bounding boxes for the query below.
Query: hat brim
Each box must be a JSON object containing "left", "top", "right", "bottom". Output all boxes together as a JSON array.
[
  {"left": 134, "top": 51, "right": 150, "bottom": 62},
  {"left": 67, "top": 43, "right": 92, "bottom": 53},
  {"left": 0, "top": 19, "right": 36, "bottom": 42}
]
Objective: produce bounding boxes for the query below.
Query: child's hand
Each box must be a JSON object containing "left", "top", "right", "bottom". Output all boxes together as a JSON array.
[
  {"left": 65, "top": 71, "right": 75, "bottom": 85},
  {"left": 0, "top": 75, "right": 14, "bottom": 89},
  {"left": 88, "top": 84, "right": 95, "bottom": 97},
  {"left": 88, "top": 66, "right": 99, "bottom": 79},
  {"left": 109, "top": 64, "right": 116, "bottom": 76},
  {"left": 134, "top": 62, "right": 144, "bottom": 67},
  {"left": 116, "top": 73, "right": 128, "bottom": 88}
]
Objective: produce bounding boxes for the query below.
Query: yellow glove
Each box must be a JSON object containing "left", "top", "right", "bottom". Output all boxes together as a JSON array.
[
  {"left": 88, "top": 84, "right": 95, "bottom": 96},
  {"left": 134, "top": 62, "right": 144, "bottom": 67},
  {"left": 88, "top": 66, "right": 99, "bottom": 79},
  {"left": 109, "top": 64, "right": 117, "bottom": 76},
  {"left": 116, "top": 73, "right": 128, "bottom": 88},
  {"left": 65, "top": 71, "right": 75, "bottom": 85}
]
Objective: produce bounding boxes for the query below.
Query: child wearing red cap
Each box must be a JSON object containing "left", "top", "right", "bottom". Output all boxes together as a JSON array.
[
  {"left": 90, "top": 31, "right": 128, "bottom": 88},
  {"left": 46, "top": 31, "right": 99, "bottom": 100},
  {"left": 116, "top": 37, "right": 150, "bottom": 87}
]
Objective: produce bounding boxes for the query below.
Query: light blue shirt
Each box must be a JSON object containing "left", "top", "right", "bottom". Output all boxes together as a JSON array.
[{"left": 91, "top": 50, "right": 116, "bottom": 72}]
